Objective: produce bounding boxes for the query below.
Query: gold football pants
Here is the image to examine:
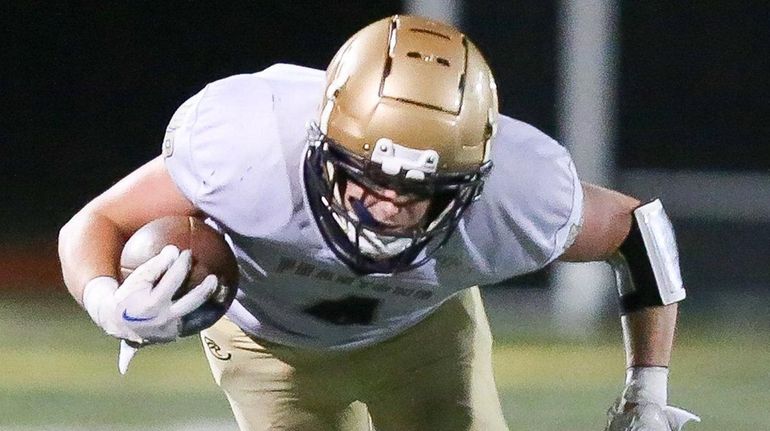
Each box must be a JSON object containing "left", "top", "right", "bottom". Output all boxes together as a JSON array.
[{"left": 200, "top": 287, "right": 509, "bottom": 431}]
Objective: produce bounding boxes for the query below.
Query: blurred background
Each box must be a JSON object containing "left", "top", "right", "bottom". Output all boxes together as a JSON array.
[{"left": 2, "top": 1, "right": 768, "bottom": 430}]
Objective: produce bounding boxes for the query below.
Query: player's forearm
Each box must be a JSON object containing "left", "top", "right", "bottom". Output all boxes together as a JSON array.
[
  {"left": 58, "top": 211, "right": 125, "bottom": 305},
  {"left": 620, "top": 303, "right": 677, "bottom": 368}
]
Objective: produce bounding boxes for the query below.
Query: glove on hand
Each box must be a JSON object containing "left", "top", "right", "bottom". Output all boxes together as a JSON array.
[
  {"left": 606, "top": 400, "right": 701, "bottom": 431},
  {"left": 83, "top": 245, "right": 217, "bottom": 344},
  {"left": 605, "top": 367, "right": 700, "bottom": 431}
]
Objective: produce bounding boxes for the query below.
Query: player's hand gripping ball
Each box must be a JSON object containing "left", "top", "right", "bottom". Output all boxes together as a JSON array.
[{"left": 120, "top": 216, "right": 239, "bottom": 337}]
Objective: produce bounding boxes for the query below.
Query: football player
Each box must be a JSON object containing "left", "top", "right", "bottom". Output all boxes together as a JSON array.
[{"left": 58, "top": 15, "right": 699, "bottom": 431}]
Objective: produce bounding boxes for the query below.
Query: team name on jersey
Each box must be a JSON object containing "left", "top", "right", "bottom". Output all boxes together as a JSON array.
[{"left": 274, "top": 256, "right": 434, "bottom": 300}]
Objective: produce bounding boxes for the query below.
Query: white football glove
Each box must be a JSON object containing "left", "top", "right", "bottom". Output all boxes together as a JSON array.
[
  {"left": 83, "top": 245, "right": 218, "bottom": 344},
  {"left": 605, "top": 367, "right": 700, "bottom": 431}
]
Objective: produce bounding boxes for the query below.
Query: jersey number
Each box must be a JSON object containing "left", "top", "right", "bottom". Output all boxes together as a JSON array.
[{"left": 304, "top": 296, "right": 381, "bottom": 325}]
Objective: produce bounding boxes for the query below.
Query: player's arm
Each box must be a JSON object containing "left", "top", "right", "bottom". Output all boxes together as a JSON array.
[
  {"left": 559, "top": 183, "right": 699, "bottom": 430},
  {"left": 58, "top": 156, "right": 216, "bottom": 345},
  {"left": 559, "top": 183, "right": 675, "bottom": 367},
  {"left": 58, "top": 156, "right": 199, "bottom": 303}
]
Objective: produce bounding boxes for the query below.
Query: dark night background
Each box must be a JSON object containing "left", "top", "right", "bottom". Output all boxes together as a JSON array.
[
  {"left": 1, "top": 5, "right": 768, "bottom": 429},
  {"left": 1, "top": 2, "right": 769, "bottom": 292}
]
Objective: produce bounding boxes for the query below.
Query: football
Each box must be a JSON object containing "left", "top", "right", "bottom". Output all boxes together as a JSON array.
[{"left": 120, "top": 215, "right": 239, "bottom": 337}]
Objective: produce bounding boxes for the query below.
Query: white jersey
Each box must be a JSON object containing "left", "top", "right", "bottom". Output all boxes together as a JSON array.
[{"left": 163, "top": 64, "right": 583, "bottom": 350}]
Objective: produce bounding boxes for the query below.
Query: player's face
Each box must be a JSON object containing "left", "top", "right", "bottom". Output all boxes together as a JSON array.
[{"left": 342, "top": 179, "right": 431, "bottom": 233}]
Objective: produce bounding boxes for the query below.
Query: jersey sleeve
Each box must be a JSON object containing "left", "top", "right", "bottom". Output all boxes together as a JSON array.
[
  {"left": 162, "top": 74, "right": 294, "bottom": 236},
  {"left": 161, "top": 88, "right": 205, "bottom": 199},
  {"left": 454, "top": 115, "right": 583, "bottom": 279}
]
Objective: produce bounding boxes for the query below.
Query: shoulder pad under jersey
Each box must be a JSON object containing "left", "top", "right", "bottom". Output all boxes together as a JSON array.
[
  {"left": 163, "top": 74, "right": 293, "bottom": 235},
  {"left": 455, "top": 115, "right": 583, "bottom": 279}
]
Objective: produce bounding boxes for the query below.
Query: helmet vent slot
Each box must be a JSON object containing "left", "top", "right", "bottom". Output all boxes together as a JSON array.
[
  {"left": 409, "top": 28, "right": 451, "bottom": 40},
  {"left": 405, "top": 51, "right": 451, "bottom": 68}
]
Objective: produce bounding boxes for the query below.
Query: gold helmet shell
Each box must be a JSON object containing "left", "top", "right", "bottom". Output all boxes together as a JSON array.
[{"left": 320, "top": 15, "right": 498, "bottom": 174}]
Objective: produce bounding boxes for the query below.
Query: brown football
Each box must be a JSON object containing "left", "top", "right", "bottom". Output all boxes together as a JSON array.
[{"left": 120, "top": 215, "right": 239, "bottom": 337}]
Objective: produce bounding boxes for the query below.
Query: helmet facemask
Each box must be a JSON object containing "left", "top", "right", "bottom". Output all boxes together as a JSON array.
[{"left": 304, "top": 122, "right": 491, "bottom": 274}]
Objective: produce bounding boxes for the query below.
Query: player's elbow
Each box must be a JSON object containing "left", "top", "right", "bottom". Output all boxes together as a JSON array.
[
  {"left": 59, "top": 205, "right": 91, "bottom": 241},
  {"left": 58, "top": 207, "right": 105, "bottom": 257},
  {"left": 58, "top": 214, "right": 82, "bottom": 287},
  {"left": 58, "top": 214, "right": 79, "bottom": 252},
  {"left": 560, "top": 184, "right": 640, "bottom": 262},
  {"left": 58, "top": 211, "right": 87, "bottom": 262}
]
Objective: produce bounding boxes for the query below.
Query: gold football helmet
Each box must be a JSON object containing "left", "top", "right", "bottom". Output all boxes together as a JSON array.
[{"left": 305, "top": 15, "right": 498, "bottom": 273}]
